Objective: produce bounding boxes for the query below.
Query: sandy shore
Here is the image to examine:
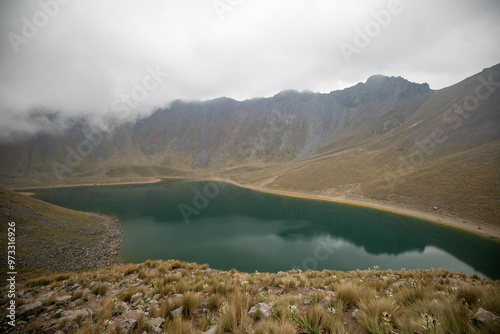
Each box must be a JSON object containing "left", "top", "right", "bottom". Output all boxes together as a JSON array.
[
  {"left": 199, "top": 178, "right": 500, "bottom": 240},
  {"left": 11, "top": 176, "right": 500, "bottom": 240}
]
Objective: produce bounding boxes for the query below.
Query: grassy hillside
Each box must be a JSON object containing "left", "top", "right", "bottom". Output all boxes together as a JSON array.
[{"left": 1, "top": 260, "right": 499, "bottom": 333}]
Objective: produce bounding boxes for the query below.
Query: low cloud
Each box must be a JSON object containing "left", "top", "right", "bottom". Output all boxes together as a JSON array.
[{"left": 0, "top": 0, "right": 499, "bottom": 141}]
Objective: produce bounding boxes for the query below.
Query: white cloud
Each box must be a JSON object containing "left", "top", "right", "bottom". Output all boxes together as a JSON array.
[{"left": 0, "top": 0, "right": 499, "bottom": 140}]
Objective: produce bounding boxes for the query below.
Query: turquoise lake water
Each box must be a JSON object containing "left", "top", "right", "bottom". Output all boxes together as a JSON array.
[{"left": 30, "top": 179, "right": 500, "bottom": 278}]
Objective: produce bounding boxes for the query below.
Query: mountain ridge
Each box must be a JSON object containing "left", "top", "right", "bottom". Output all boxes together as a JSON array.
[{"left": 1, "top": 64, "right": 499, "bottom": 228}]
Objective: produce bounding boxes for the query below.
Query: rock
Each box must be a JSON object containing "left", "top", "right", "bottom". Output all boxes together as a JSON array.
[
  {"left": 319, "top": 296, "right": 332, "bottom": 306},
  {"left": 172, "top": 293, "right": 184, "bottom": 299},
  {"left": 54, "top": 295, "right": 72, "bottom": 305},
  {"left": 248, "top": 303, "right": 272, "bottom": 318},
  {"left": 61, "top": 309, "right": 93, "bottom": 321},
  {"left": 472, "top": 308, "right": 500, "bottom": 327},
  {"left": 54, "top": 331, "right": 64, "bottom": 334},
  {"left": 148, "top": 317, "right": 165, "bottom": 334},
  {"left": 130, "top": 292, "right": 143, "bottom": 304},
  {"left": 70, "top": 298, "right": 83, "bottom": 307},
  {"left": 117, "top": 301, "right": 129, "bottom": 313},
  {"left": 18, "top": 301, "right": 43, "bottom": 317},
  {"left": 351, "top": 308, "right": 362, "bottom": 320},
  {"left": 205, "top": 268, "right": 218, "bottom": 274},
  {"left": 325, "top": 290, "right": 336, "bottom": 297},
  {"left": 83, "top": 288, "right": 91, "bottom": 300},
  {"left": 89, "top": 281, "right": 102, "bottom": 290},
  {"left": 433, "top": 206, "right": 438, "bottom": 210},
  {"left": 35, "top": 292, "right": 54, "bottom": 304},
  {"left": 119, "top": 318, "right": 138, "bottom": 333},
  {"left": 202, "top": 325, "right": 219, "bottom": 334},
  {"left": 170, "top": 306, "right": 184, "bottom": 318}
]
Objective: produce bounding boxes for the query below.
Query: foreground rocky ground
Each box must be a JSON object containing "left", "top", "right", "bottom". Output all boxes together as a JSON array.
[{"left": 1, "top": 260, "right": 499, "bottom": 334}]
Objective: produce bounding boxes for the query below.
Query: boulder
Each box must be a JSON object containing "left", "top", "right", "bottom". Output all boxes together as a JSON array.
[
  {"left": 35, "top": 292, "right": 54, "bottom": 304},
  {"left": 61, "top": 309, "right": 93, "bottom": 322},
  {"left": 130, "top": 292, "right": 143, "bottom": 304},
  {"left": 116, "top": 301, "right": 129, "bottom": 313},
  {"left": 119, "top": 318, "right": 137, "bottom": 333},
  {"left": 472, "top": 308, "right": 500, "bottom": 327},
  {"left": 202, "top": 325, "right": 219, "bottom": 334},
  {"left": 319, "top": 296, "right": 332, "bottom": 306},
  {"left": 248, "top": 303, "right": 272, "bottom": 318},
  {"left": 53, "top": 295, "right": 72, "bottom": 305},
  {"left": 170, "top": 306, "right": 184, "bottom": 318},
  {"left": 89, "top": 281, "right": 102, "bottom": 291},
  {"left": 351, "top": 308, "right": 362, "bottom": 320},
  {"left": 148, "top": 317, "right": 165, "bottom": 334},
  {"left": 18, "top": 301, "right": 43, "bottom": 317}
]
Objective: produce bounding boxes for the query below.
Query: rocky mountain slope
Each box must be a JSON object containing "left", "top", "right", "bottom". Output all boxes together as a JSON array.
[
  {"left": 0, "top": 64, "right": 499, "bottom": 225},
  {"left": 0, "top": 187, "right": 121, "bottom": 277}
]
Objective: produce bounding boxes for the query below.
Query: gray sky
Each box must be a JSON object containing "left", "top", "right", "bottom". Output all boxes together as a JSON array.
[{"left": 1, "top": 0, "right": 499, "bottom": 140}]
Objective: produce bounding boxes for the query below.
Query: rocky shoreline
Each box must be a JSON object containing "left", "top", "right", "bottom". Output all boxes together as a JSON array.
[
  {"left": 0, "top": 187, "right": 123, "bottom": 276},
  {"left": 16, "top": 213, "right": 123, "bottom": 273}
]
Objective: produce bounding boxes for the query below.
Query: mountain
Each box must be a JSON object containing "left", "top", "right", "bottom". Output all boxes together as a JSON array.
[{"left": 1, "top": 64, "right": 499, "bottom": 226}]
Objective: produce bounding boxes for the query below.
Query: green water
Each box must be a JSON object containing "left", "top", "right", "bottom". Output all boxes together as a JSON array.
[{"left": 30, "top": 180, "right": 500, "bottom": 278}]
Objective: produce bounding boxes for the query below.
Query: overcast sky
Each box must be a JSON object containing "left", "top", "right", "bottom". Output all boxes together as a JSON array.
[{"left": 0, "top": 0, "right": 499, "bottom": 140}]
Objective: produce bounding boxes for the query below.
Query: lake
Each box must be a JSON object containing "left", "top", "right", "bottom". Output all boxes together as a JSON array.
[{"left": 30, "top": 179, "right": 500, "bottom": 279}]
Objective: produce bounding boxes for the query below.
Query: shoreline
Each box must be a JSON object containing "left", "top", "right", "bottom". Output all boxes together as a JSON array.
[
  {"left": 209, "top": 178, "right": 500, "bottom": 241},
  {"left": 10, "top": 177, "right": 164, "bottom": 190},
  {"left": 9, "top": 176, "right": 500, "bottom": 240}
]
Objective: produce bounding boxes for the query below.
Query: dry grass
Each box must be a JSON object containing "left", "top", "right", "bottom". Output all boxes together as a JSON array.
[{"left": 11, "top": 260, "right": 500, "bottom": 334}]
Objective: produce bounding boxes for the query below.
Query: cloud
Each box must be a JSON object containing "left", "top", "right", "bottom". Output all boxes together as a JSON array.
[{"left": 0, "top": 0, "right": 499, "bottom": 141}]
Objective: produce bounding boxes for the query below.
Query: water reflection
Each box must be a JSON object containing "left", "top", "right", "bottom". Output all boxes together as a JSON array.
[{"left": 29, "top": 180, "right": 500, "bottom": 278}]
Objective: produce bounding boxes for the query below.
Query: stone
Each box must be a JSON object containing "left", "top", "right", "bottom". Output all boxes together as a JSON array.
[
  {"left": 433, "top": 206, "right": 438, "bottom": 210},
  {"left": 148, "top": 317, "right": 165, "bottom": 334},
  {"left": 83, "top": 288, "right": 91, "bottom": 300},
  {"left": 18, "top": 301, "right": 43, "bottom": 317},
  {"left": 325, "top": 290, "right": 336, "bottom": 297},
  {"left": 472, "top": 308, "right": 500, "bottom": 327},
  {"left": 54, "top": 295, "right": 72, "bottom": 305},
  {"left": 248, "top": 303, "right": 272, "bottom": 318},
  {"left": 202, "top": 325, "right": 219, "bottom": 334},
  {"left": 89, "top": 281, "right": 102, "bottom": 291},
  {"left": 170, "top": 306, "right": 184, "bottom": 318},
  {"left": 351, "top": 308, "right": 362, "bottom": 320},
  {"left": 60, "top": 309, "right": 93, "bottom": 323},
  {"left": 319, "top": 296, "right": 332, "bottom": 306},
  {"left": 119, "top": 318, "right": 138, "bottom": 333},
  {"left": 130, "top": 292, "right": 143, "bottom": 304},
  {"left": 35, "top": 292, "right": 54, "bottom": 304},
  {"left": 117, "top": 301, "right": 129, "bottom": 313},
  {"left": 172, "top": 293, "right": 184, "bottom": 299}
]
